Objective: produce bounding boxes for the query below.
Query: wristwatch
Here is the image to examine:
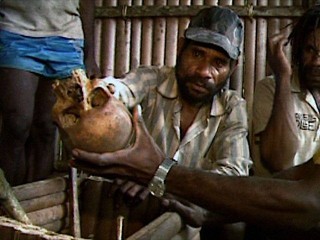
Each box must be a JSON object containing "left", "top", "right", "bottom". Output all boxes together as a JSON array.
[{"left": 148, "top": 157, "right": 177, "bottom": 197}]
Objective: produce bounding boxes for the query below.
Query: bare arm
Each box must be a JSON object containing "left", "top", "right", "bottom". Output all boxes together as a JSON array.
[
  {"left": 259, "top": 33, "right": 299, "bottom": 172},
  {"left": 165, "top": 162, "right": 320, "bottom": 230},
  {"left": 71, "top": 107, "right": 320, "bottom": 231},
  {"left": 79, "top": 0, "right": 100, "bottom": 78}
]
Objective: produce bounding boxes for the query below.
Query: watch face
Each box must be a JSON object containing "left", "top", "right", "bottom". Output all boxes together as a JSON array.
[{"left": 149, "top": 180, "right": 165, "bottom": 197}]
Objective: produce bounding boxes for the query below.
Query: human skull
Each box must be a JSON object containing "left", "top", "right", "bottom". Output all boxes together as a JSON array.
[{"left": 52, "top": 69, "right": 133, "bottom": 153}]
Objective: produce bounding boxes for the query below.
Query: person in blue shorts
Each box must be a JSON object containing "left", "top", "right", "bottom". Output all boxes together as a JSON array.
[{"left": 0, "top": 0, "right": 101, "bottom": 186}]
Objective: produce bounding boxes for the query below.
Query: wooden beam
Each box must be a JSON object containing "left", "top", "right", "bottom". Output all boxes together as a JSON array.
[{"left": 95, "top": 5, "right": 307, "bottom": 19}]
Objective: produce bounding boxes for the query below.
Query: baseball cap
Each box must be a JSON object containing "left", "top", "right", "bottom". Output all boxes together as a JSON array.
[{"left": 185, "top": 6, "right": 243, "bottom": 60}]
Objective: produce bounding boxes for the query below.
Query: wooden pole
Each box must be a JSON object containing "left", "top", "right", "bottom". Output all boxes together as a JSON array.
[
  {"left": 152, "top": 0, "right": 166, "bottom": 66},
  {"left": 165, "top": 0, "right": 179, "bottom": 67},
  {"left": 127, "top": 212, "right": 183, "bottom": 240},
  {"left": 280, "top": 0, "right": 293, "bottom": 60},
  {"left": 28, "top": 204, "right": 68, "bottom": 227},
  {"left": 79, "top": 178, "right": 103, "bottom": 238},
  {"left": 141, "top": 0, "right": 154, "bottom": 65},
  {"left": 115, "top": 0, "right": 132, "bottom": 77},
  {"left": 178, "top": 0, "right": 191, "bottom": 39},
  {"left": 100, "top": 0, "right": 117, "bottom": 77},
  {"left": 229, "top": 0, "right": 245, "bottom": 94},
  {"left": 13, "top": 177, "right": 67, "bottom": 201},
  {"left": 69, "top": 167, "right": 81, "bottom": 238},
  {"left": 255, "top": 0, "right": 268, "bottom": 88},
  {"left": 130, "top": 0, "right": 142, "bottom": 70},
  {"left": 20, "top": 192, "right": 67, "bottom": 213},
  {"left": 117, "top": 215, "right": 124, "bottom": 240},
  {"left": 0, "top": 169, "right": 31, "bottom": 224},
  {"left": 243, "top": 0, "right": 257, "bottom": 134},
  {"left": 0, "top": 216, "right": 81, "bottom": 240}
]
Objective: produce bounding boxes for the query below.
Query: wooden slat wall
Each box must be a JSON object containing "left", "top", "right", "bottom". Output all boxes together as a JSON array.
[{"left": 93, "top": 0, "right": 317, "bottom": 137}]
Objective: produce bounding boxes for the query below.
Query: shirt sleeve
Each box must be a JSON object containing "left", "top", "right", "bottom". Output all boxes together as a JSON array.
[
  {"left": 252, "top": 77, "right": 276, "bottom": 135},
  {"left": 209, "top": 93, "right": 253, "bottom": 176},
  {"left": 101, "top": 66, "right": 160, "bottom": 108}
]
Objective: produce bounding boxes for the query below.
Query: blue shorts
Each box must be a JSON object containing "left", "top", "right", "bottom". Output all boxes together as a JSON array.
[{"left": 0, "top": 29, "right": 85, "bottom": 79}]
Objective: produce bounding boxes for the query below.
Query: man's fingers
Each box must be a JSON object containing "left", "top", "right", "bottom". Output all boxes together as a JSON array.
[
  {"left": 268, "top": 33, "right": 288, "bottom": 52},
  {"left": 72, "top": 149, "right": 106, "bottom": 166},
  {"left": 71, "top": 160, "right": 134, "bottom": 180},
  {"left": 72, "top": 148, "right": 128, "bottom": 166},
  {"left": 163, "top": 198, "right": 190, "bottom": 216},
  {"left": 138, "top": 188, "right": 150, "bottom": 201},
  {"left": 131, "top": 105, "right": 151, "bottom": 145}
]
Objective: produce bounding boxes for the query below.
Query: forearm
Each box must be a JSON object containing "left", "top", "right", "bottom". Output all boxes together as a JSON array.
[
  {"left": 260, "top": 74, "right": 299, "bottom": 172},
  {"left": 79, "top": 0, "right": 96, "bottom": 59},
  {"left": 272, "top": 159, "right": 314, "bottom": 180},
  {"left": 165, "top": 165, "right": 320, "bottom": 230},
  {"left": 202, "top": 209, "right": 241, "bottom": 225}
]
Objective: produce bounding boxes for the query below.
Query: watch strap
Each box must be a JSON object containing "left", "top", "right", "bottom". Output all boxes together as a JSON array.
[{"left": 148, "top": 157, "right": 177, "bottom": 197}]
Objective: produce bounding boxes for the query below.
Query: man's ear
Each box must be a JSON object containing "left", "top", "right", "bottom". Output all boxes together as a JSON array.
[
  {"left": 230, "top": 59, "right": 239, "bottom": 74},
  {"left": 177, "top": 37, "right": 186, "bottom": 55}
]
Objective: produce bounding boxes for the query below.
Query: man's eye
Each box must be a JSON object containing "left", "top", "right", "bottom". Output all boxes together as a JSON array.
[
  {"left": 193, "top": 50, "right": 202, "bottom": 58},
  {"left": 214, "top": 59, "right": 228, "bottom": 68}
]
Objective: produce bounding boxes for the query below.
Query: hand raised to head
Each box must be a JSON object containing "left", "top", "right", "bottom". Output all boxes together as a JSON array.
[
  {"left": 71, "top": 106, "right": 165, "bottom": 184},
  {"left": 267, "top": 32, "right": 292, "bottom": 79}
]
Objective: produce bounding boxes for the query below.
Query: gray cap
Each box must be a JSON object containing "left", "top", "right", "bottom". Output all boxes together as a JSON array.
[{"left": 185, "top": 6, "right": 243, "bottom": 60}]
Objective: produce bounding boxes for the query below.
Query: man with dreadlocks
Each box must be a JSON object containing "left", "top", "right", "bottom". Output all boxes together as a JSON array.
[
  {"left": 253, "top": 5, "right": 320, "bottom": 175},
  {"left": 71, "top": 5, "right": 320, "bottom": 239}
]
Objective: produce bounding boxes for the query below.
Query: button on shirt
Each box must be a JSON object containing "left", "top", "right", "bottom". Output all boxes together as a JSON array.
[{"left": 103, "top": 66, "right": 252, "bottom": 176}]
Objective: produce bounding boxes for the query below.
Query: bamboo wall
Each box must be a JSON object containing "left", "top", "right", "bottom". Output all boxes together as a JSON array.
[{"left": 93, "top": 0, "right": 317, "bottom": 135}]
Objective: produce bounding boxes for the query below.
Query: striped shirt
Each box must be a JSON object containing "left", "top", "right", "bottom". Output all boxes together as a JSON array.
[{"left": 104, "top": 66, "right": 252, "bottom": 176}]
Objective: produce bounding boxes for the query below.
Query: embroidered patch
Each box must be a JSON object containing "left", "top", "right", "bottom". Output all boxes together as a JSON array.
[{"left": 295, "top": 113, "right": 317, "bottom": 131}]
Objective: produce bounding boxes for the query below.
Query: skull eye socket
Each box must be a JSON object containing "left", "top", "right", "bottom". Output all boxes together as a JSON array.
[
  {"left": 89, "top": 88, "right": 108, "bottom": 108},
  {"left": 56, "top": 107, "right": 80, "bottom": 128},
  {"left": 67, "top": 84, "right": 84, "bottom": 103}
]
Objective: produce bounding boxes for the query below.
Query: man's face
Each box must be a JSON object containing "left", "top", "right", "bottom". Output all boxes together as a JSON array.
[
  {"left": 301, "top": 28, "right": 320, "bottom": 89},
  {"left": 176, "top": 41, "right": 234, "bottom": 105}
]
